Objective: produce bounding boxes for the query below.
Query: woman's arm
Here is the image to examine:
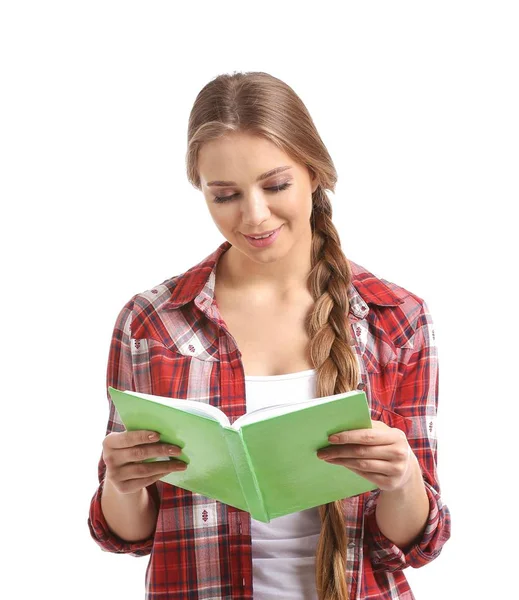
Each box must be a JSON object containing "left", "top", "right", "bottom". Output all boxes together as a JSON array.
[
  {"left": 363, "top": 300, "right": 451, "bottom": 570},
  {"left": 375, "top": 451, "right": 429, "bottom": 551},
  {"left": 88, "top": 297, "right": 159, "bottom": 556},
  {"left": 319, "top": 300, "right": 451, "bottom": 569},
  {"left": 101, "top": 476, "right": 158, "bottom": 542}
]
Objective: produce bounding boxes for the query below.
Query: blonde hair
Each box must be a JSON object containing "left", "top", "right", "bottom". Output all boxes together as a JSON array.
[{"left": 185, "top": 71, "right": 360, "bottom": 600}]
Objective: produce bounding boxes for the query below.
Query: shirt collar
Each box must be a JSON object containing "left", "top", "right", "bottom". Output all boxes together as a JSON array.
[
  {"left": 162, "top": 241, "right": 230, "bottom": 310},
  {"left": 163, "top": 241, "right": 405, "bottom": 318}
]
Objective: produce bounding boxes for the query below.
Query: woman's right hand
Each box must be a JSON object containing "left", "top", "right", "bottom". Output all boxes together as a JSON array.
[{"left": 103, "top": 430, "right": 187, "bottom": 494}]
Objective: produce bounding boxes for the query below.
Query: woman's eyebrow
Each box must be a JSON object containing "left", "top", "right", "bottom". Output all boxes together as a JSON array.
[{"left": 206, "top": 165, "right": 293, "bottom": 187}]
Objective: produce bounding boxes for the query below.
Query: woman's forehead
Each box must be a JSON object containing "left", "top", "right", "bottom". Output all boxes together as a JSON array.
[{"left": 198, "top": 136, "right": 301, "bottom": 186}]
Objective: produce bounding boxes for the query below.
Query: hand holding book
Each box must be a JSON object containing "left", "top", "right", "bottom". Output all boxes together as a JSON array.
[
  {"left": 317, "top": 420, "right": 419, "bottom": 493},
  {"left": 101, "top": 429, "right": 187, "bottom": 495}
]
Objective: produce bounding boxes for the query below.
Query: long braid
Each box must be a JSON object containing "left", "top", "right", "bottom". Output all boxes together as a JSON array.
[{"left": 307, "top": 188, "right": 360, "bottom": 600}]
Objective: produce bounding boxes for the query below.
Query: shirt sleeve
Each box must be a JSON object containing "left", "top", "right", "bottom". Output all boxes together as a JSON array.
[
  {"left": 363, "top": 300, "right": 452, "bottom": 571},
  {"left": 87, "top": 297, "right": 158, "bottom": 557}
]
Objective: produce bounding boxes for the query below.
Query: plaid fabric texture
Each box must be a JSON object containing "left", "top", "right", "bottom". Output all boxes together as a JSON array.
[{"left": 88, "top": 240, "right": 451, "bottom": 599}]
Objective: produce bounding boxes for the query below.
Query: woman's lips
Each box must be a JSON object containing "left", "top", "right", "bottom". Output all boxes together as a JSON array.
[{"left": 242, "top": 225, "right": 283, "bottom": 248}]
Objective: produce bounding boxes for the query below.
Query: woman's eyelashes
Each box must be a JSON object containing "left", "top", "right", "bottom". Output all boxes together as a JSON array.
[{"left": 213, "top": 181, "right": 292, "bottom": 204}]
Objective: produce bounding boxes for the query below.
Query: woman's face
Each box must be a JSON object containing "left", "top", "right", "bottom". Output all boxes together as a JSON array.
[{"left": 198, "top": 131, "right": 318, "bottom": 265}]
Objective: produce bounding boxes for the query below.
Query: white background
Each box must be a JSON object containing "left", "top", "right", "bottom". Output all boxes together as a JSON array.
[{"left": 1, "top": 1, "right": 517, "bottom": 598}]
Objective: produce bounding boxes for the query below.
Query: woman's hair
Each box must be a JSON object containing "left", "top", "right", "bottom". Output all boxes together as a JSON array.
[{"left": 185, "top": 71, "right": 360, "bottom": 600}]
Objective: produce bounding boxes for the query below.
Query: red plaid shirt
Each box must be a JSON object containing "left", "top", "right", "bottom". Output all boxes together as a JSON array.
[{"left": 88, "top": 240, "right": 451, "bottom": 599}]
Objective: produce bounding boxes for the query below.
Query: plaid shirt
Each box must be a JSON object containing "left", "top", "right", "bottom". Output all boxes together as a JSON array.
[{"left": 88, "top": 240, "right": 451, "bottom": 599}]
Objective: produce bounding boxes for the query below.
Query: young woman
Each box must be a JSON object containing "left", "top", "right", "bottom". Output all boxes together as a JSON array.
[{"left": 88, "top": 71, "right": 451, "bottom": 600}]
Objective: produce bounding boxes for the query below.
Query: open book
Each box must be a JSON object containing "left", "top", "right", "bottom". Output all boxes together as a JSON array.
[{"left": 108, "top": 386, "right": 378, "bottom": 522}]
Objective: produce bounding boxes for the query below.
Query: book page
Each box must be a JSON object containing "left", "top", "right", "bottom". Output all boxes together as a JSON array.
[
  {"left": 123, "top": 391, "right": 230, "bottom": 427},
  {"left": 232, "top": 389, "right": 361, "bottom": 429}
]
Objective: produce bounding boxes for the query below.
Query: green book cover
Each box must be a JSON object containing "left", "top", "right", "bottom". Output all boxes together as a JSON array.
[{"left": 108, "top": 386, "right": 378, "bottom": 523}]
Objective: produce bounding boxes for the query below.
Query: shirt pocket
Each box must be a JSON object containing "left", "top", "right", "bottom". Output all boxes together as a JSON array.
[{"left": 370, "top": 405, "right": 412, "bottom": 438}]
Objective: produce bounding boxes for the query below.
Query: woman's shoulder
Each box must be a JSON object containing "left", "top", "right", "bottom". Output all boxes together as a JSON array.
[
  {"left": 121, "top": 243, "right": 228, "bottom": 337},
  {"left": 348, "top": 258, "right": 433, "bottom": 343}
]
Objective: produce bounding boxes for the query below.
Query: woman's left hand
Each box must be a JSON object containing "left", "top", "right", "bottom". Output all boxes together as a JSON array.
[{"left": 316, "top": 420, "right": 420, "bottom": 492}]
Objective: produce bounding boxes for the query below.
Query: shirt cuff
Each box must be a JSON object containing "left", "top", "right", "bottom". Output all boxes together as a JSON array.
[
  {"left": 364, "top": 482, "right": 451, "bottom": 572},
  {"left": 88, "top": 480, "right": 155, "bottom": 557}
]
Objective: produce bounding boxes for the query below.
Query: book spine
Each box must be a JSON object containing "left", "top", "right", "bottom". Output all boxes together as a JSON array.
[{"left": 222, "top": 427, "right": 269, "bottom": 522}]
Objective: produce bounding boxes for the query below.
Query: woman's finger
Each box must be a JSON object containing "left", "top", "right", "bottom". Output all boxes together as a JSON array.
[
  {"left": 319, "top": 442, "right": 407, "bottom": 462},
  {"left": 115, "top": 464, "right": 187, "bottom": 494},
  {"left": 104, "top": 429, "right": 161, "bottom": 451},
  {"left": 122, "top": 441, "right": 183, "bottom": 465},
  {"left": 119, "top": 458, "right": 188, "bottom": 481},
  {"left": 324, "top": 457, "right": 405, "bottom": 477},
  {"left": 329, "top": 423, "right": 407, "bottom": 447}
]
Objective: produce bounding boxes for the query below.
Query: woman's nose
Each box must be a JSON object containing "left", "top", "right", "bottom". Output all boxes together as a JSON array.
[{"left": 240, "top": 191, "right": 271, "bottom": 226}]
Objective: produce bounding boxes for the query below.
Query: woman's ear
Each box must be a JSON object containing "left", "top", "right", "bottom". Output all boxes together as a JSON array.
[{"left": 309, "top": 168, "right": 320, "bottom": 194}]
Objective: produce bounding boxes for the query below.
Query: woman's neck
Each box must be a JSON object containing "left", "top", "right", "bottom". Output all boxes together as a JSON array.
[{"left": 217, "top": 230, "right": 313, "bottom": 296}]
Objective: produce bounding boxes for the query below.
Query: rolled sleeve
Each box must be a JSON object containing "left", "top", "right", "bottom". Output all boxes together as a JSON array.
[
  {"left": 364, "top": 482, "right": 451, "bottom": 571},
  {"left": 364, "top": 300, "right": 451, "bottom": 572},
  {"left": 88, "top": 478, "right": 155, "bottom": 556},
  {"left": 87, "top": 296, "right": 157, "bottom": 557}
]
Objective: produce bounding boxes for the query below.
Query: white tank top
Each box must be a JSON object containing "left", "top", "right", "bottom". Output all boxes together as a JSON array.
[{"left": 245, "top": 368, "right": 321, "bottom": 600}]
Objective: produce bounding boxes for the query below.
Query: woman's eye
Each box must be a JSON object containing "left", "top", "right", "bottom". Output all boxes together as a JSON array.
[
  {"left": 268, "top": 182, "right": 292, "bottom": 194},
  {"left": 213, "top": 182, "right": 292, "bottom": 204},
  {"left": 213, "top": 192, "right": 239, "bottom": 203}
]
